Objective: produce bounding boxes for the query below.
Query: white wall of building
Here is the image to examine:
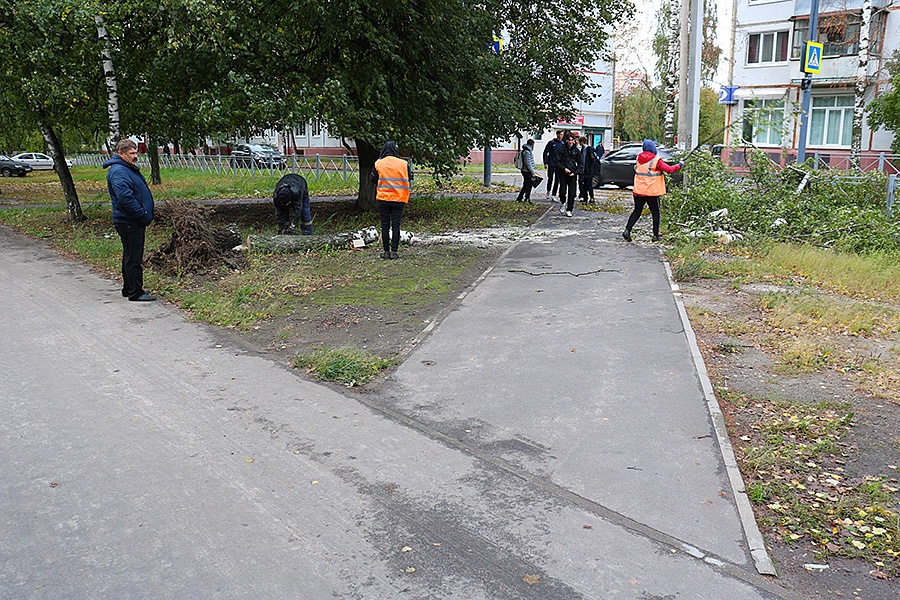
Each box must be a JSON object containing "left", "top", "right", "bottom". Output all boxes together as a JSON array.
[{"left": 725, "top": 0, "right": 898, "bottom": 159}]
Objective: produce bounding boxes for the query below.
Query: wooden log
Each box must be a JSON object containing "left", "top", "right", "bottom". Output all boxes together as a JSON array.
[{"left": 247, "top": 233, "right": 357, "bottom": 253}]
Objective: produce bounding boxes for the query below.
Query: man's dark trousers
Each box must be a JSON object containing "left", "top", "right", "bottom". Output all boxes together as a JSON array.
[{"left": 115, "top": 222, "right": 146, "bottom": 300}]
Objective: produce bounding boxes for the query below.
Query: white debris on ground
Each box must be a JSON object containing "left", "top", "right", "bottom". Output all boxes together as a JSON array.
[{"left": 416, "top": 226, "right": 533, "bottom": 247}]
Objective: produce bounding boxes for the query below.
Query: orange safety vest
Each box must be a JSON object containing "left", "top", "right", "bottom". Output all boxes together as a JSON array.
[
  {"left": 633, "top": 156, "right": 666, "bottom": 197},
  {"left": 375, "top": 156, "right": 411, "bottom": 203}
]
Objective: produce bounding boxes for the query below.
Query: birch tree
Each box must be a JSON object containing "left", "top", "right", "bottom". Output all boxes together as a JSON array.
[
  {"left": 850, "top": 0, "right": 872, "bottom": 169},
  {"left": 95, "top": 14, "right": 120, "bottom": 152},
  {"left": 652, "top": 0, "right": 681, "bottom": 145}
]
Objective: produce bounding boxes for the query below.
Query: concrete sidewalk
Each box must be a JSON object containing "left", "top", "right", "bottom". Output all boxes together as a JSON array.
[{"left": 0, "top": 211, "right": 801, "bottom": 599}]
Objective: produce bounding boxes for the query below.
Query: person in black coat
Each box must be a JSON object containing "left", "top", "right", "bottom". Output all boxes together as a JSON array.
[
  {"left": 542, "top": 130, "right": 565, "bottom": 201},
  {"left": 273, "top": 173, "right": 313, "bottom": 235},
  {"left": 579, "top": 136, "right": 598, "bottom": 203},
  {"left": 554, "top": 133, "right": 583, "bottom": 216}
]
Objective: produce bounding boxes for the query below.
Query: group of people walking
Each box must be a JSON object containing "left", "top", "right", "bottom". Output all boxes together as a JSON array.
[
  {"left": 531, "top": 131, "right": 605, "bottom": 214},
  {"left": 515, "top": 133, "right": 681, "bottom": 241}
]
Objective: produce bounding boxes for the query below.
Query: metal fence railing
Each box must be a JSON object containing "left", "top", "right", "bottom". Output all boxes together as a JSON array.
[
  {"left": 810, "top": 152, "right": 900, "bottom": 175},
  {"left": 73, "top": 153, "right": 361, "bottom": 182}
]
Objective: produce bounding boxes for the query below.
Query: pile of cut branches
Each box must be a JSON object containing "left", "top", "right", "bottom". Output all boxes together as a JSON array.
[{"left": 147, "top": 200, "right": 241, "bottom": 274}]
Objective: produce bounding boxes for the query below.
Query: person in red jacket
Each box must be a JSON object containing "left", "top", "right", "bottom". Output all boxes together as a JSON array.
[{"left": 623, "top": 139, "right": 682, "bottom": 243}]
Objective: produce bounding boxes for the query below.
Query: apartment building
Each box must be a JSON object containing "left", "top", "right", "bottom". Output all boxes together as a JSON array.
[{"left": 724, "top": 0, "right": 898, "bottom": 166}]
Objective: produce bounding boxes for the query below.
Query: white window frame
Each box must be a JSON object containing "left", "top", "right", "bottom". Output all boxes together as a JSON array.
[
  {"left": 742, "top": 98, "right": 786, "bottom": 147},
  {"left": 747, "top": 31, "right": 790, "bottom": 65},
  {"left": 807, "top": 96, "right": 854, "bottom": 148}
]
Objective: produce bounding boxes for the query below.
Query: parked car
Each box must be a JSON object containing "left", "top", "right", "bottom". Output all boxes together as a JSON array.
[
  {"left": 594, "top": 143, "right": 682, "bottom": 189},
  {"left": 0, "top": 155, "right": 34, "bottom": 177},
  {"left": 10, "top": 152, "right": 74, "bottom": 170},
  {"left": 230, "top": 144, "right": 285, "bottom": 169}
]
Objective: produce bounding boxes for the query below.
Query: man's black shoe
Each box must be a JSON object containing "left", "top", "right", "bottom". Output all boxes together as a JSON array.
[
  {"left": 622, "top": 230, "right": 632, "bottom": 242},
  {"left": 129, "top": 293, "right": 157, "bottom": 302}
]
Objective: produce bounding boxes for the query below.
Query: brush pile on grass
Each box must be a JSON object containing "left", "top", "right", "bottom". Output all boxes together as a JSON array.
[{"left": 147, "top": 200, "right": 242, "bottom": 274}]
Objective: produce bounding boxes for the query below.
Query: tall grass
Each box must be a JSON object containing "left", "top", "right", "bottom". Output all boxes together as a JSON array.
[{"left": 763, "top": 243, "right": 900, "bottom": 304}]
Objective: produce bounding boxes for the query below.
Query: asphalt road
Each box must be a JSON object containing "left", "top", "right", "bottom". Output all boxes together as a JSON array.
[{"left": 0, "top": 213, "right": 806, "bottom": 599}]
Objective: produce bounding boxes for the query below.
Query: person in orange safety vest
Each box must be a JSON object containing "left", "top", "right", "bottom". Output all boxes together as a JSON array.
[
  {"left": 371, "top": 140, "right": 413, "bottom": 259},
  {"left": 623, "top": 139, "right": 682, "bottom": 243}
]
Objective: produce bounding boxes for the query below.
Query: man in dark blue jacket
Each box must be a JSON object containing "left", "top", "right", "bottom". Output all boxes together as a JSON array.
[{"left": 103, "top": 139, "right": 156, "bottom": 302}]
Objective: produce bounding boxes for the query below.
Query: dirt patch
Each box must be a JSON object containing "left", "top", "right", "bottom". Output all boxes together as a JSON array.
[{"left": 680, "top": 274, "right": 899, "bottom": 599}]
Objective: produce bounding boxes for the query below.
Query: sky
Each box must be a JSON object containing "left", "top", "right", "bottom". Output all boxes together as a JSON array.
[{"left": 616, "top": 0, "right": 734, "bottom": 88}]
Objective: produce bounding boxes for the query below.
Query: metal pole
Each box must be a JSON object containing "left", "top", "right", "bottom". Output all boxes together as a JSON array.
[
  {"left": 888, "top": 173, "right": 896, "bottom": 216},
  {"left": 797, "top": 0, "right": 821, "bottom": 163},
  {"left": 483, "top": 144, "right": 492, "bottom": 187}
]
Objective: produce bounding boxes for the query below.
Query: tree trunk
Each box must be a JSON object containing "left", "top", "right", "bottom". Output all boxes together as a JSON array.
[
  {"left": 146, "top": 133, "right": 161, "bottom": 184},
  {"left": 248, "top": 230, "right": 381, "bottom": 253},
  {"left": 37, "top": 116, "right": 83, "bottom": 222},
  {"left": 851, "top": 0, "right": 872, "bottom": 170},
  {"left": 355, "top": 139, "right": 379, "bottom": 212},
  {"left": 95, "top": 15, "right": 120, "bottom": 153},
  {"left": 664, "top": 0, "right": 680, "bottom": 146}
]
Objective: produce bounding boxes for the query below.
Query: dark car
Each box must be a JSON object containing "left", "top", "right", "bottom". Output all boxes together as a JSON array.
[
  {"left": 230, "top": 143, "right": 285, "bottom": 169},
  {"left": 0, "top": 154, "right": 34, "bottom": 177},
  {"left": 594, "top": 143, "right": 682, "bottom": 189}
]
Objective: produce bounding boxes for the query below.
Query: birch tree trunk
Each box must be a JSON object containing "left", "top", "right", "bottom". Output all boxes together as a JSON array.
[
  {"left": 95, "top": 15, "right": 121, "bottom": 153},
  {"left": 851, "top": 0, "right": 872, "bottom": 169},
  {"left": 36, "top": 115, "right": 83, "bottom": 222},
  {"left": 663, "top": 0, "right": 681, "bottom": 146}
]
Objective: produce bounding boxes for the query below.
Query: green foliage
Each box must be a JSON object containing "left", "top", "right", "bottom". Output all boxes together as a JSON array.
[
  {"left": 665, "top": 151, "right": 900, "bottom": 254},
  {"left": 867, "top": 50, "right": 900, "bottom": 154},
  {"left": 614, "top": 85, "right": 664, "bottom": 142}
]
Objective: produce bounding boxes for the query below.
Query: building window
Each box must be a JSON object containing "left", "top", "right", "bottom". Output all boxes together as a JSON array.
[
  {"left": 311, "top": 120, "right": 322, "bottom": 137},
  {"left": 792, "top": 13, "right": 861, "bottom": 59},
  {"left": 742, "top": 98, "right": 785, "bottom": 146},
  {"left": 748, "top": 31, "right": 790, "bottom": 64},
  {"left": 808, "top": 96, "right": 853, "bottom": 146},
  {"left": 295, "top": 123, "right": 307, "bottom": 137}
]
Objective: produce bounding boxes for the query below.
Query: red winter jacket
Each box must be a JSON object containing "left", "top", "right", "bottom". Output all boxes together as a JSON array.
[{"left": 636, "top": 151, "right": 681, "bottom": 173}]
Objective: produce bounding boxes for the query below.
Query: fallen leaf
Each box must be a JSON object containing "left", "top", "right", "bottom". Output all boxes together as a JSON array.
[
  {"left": 405, "top": 567, "right": 416, "bottom": 574},
  {"left": 522, "top": 574, "right": 541, "bottom": 586},
  {"left": 244, "top": 458, "right": 254, "bottom": 463},
  {"left": 49, "top": 482, "right": 59, "bottom": 488},
  {"left": 583, "top": 525, "right": 593, "bottom": 529},
  {"left": 311, "top": 480, "right": 319, "bottom": 485},
  {"left": 870, "top": 570, "right": 889, "bottom": 580},
  {"left": 401, "top": 546, "right": 412, "bottom": 553}
]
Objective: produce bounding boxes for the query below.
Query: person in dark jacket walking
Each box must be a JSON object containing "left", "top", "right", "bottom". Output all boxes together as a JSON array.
[
  {"left": 578, "top": 136, "right": 598, "bottom": 203},
  {"left": 542, "top": 130, "right": 565, "bottom": 201},
  {"left": 555, "top": 133, "right": 582, "bottom": 217},
  {"left": 515, "top": 139, "right": 537, "bottom": 202},
  {"left": 103, "top": 139, "right": 156, "bottom": 302},
  {"left": 273, "top": 173, "right": 313, "bottom": 235}
]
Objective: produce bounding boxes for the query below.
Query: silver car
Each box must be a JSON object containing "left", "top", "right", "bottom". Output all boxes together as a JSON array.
[{"left": 10, "top": 152, "right": 74, "bottom": 170}]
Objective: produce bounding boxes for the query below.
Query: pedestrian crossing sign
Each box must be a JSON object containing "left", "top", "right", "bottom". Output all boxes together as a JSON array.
[{"left": 802, "top": 41, "right": 823, "bottom": 74}]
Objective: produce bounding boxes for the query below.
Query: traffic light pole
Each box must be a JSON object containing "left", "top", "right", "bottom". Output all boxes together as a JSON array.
[{"left": 797, "top": 0, "right": 821, "bottom": 163}]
